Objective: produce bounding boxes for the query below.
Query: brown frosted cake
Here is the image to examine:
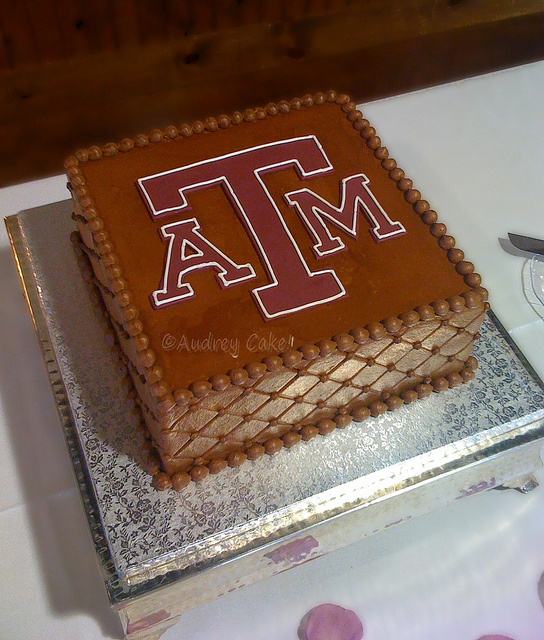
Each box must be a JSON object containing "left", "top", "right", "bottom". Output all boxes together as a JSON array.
[{"left": 65, "top": 91, "right": 487, "bottom": 490}]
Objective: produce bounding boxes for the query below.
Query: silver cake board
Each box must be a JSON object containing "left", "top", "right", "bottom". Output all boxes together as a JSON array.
[{"left": 6, "top": 201, "right": 544, "bottom": 640}]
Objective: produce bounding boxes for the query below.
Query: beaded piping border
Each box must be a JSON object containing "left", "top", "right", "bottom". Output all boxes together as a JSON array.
[{"left": 65, "top": 91, "right": 489, "bottom": 489}]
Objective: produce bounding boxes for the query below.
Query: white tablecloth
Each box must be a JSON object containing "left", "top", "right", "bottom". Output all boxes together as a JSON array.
[{"left": 1, "top": 61, "right": 543, "bottom": 640}]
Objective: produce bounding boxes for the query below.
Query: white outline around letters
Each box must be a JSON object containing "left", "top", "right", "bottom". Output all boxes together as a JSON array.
[
  {"left": 140, "top": 136, "right": 347, "bottom": 319},
  {"left": 152, "top": 218, "right": 256, "bottom": 308},
  {"left": 284, "top": 173, "right": 407, "bottom": 258}
]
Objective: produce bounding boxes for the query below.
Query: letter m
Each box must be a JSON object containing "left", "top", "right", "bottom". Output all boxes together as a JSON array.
[{"left": 284, "top": 173, "right": 406, "bottom": 257}]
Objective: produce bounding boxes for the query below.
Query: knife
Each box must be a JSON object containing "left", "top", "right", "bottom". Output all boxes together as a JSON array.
[
  {"left": 498, "top": 236, "right": 537, "bottom": 259},
  {"left": 508, "top": 233, "right": 544, "bottom": 256}
]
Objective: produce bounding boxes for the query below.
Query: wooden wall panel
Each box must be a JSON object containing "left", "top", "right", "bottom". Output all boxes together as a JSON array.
[
  {"left": 0, "top": 0, "right": 543, "bottom": 186},
  {"left": 0, "top": 3, "right": 37, "bottom": 68}
]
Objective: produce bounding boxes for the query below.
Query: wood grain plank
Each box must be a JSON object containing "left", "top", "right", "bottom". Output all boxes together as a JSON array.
[
  {"left": 165, "top": 0, "right": 191, "bottom": 40},
  {"left": 0, "top": 6, "right": 543, "bottom": 185},
  {"left": 213, "top": 0, "right": 239, "bottom": 32},
  {"left": 2, "top": 0, "right": 541, "bottom": 126},
  {"left": 0, "top": 2, "right": 37, "bottom": 68},
  {"left": 82, "top": 0, "right": 117, "bottom": 53},
  {"left": 0, "top": 12, "right": 11, "bottom": 70},
  {"left": 53, "top": 0, "right": 88, "bottom": 57},
  {"left": 237, "top": 0, "right": 264, "bottom": 27},
  {"left": 136, "top": 0, "right": 167, "bottom": 45},
  {"left": 112, "top": 0, "right": 141, "bottom": 48},
  {"left": 190, "top": 1, "right": 216, "bottom": 34},
  {"left": 25, "top": 0, "right": 65, "bottom": 63}
]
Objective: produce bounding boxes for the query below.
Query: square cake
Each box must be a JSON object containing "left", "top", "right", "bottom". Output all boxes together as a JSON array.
[{"left": 66, "top": 91, "right": 487, "bottom": 490}]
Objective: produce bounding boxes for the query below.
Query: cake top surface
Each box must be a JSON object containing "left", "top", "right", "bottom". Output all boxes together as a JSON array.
[{"left": 67, "top": 93, "right": 480, "bottom": 392}]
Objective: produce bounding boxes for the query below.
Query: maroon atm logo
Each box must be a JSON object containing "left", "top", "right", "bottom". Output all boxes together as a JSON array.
[{"left": 137, "top": 135, "right": 406, "bottom": 320}]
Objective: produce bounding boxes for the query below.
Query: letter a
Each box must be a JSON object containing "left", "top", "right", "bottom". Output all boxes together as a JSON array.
[{"left": 151, "top": 218, "right": 256, "bottom": 308}]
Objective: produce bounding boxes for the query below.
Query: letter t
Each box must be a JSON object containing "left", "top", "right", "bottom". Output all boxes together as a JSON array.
[{"left": 138, "top": 136, "right": 346, "bottom": 319}]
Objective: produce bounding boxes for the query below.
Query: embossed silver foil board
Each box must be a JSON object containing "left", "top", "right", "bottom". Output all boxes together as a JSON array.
[{"left": 6, "top": 201, "right": 544, "bottom": 639}]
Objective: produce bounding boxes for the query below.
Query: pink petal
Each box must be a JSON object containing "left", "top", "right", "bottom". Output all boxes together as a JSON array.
[
  {"left": 477, "top": 636, "right": 515, "bottom": 640},
  {"left": 300, "top": 603, "right": 363, "bottom": 640}
]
